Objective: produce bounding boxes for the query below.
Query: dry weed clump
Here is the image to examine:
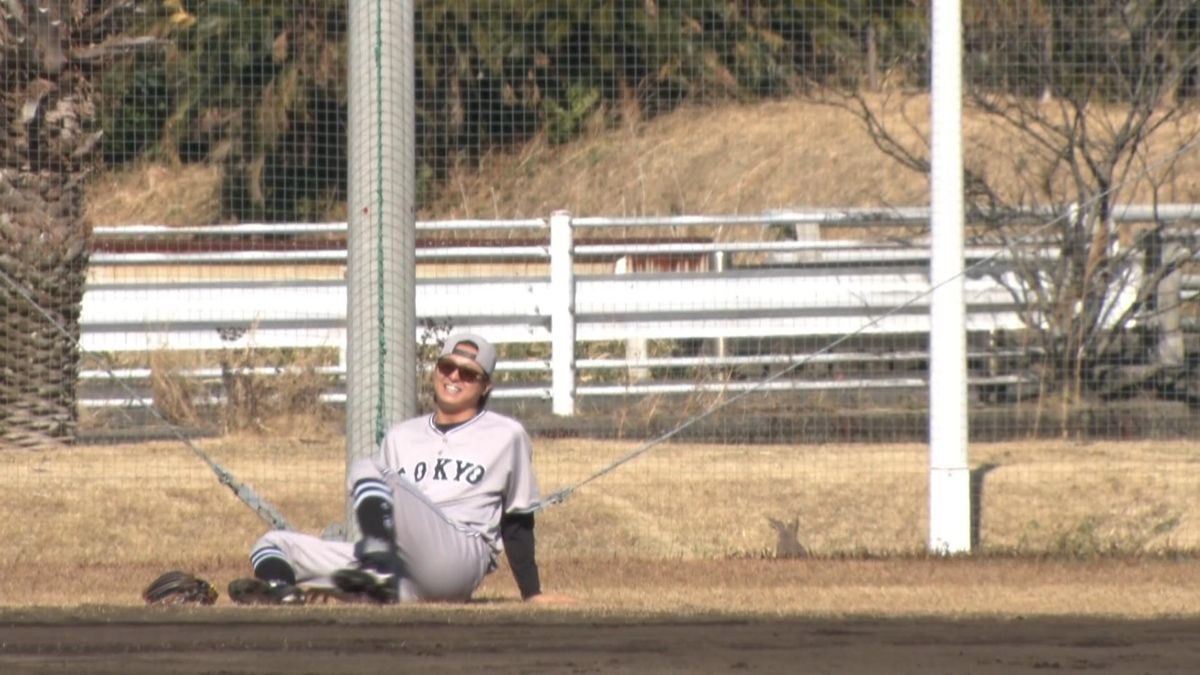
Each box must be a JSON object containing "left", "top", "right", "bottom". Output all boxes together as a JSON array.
[
  {"left": 149, "top": 349, "right": 208, "bottom": 428},
  {"left": 91, "top": 345, "right": 342, "bottom": 437},
  {"left": 215, "top": 344, "right": 339, "bottom": 434},
  {"left": 85, "top": 162, "right": 222, "bottom": 227}
]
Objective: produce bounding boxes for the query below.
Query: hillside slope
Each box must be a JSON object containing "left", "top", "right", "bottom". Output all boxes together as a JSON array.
[
  {"left": 422, "top": 99, "right": 931, "bottom": 219},
  {"left": 85, "top": 96, "right": 1200, "bottom": 226}
]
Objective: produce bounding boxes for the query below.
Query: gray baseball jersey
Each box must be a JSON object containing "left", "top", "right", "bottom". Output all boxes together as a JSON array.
[{"left": 379, "top": 409, "right": 540, "bottom": 554}]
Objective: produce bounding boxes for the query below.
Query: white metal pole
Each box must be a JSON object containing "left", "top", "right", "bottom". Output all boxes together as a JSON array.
[
  {"left": 550, "top": 210, "right": 577, "bottom": 416},
  {"left": 929, "top": 0, "right": 971, "bottom": 554}
]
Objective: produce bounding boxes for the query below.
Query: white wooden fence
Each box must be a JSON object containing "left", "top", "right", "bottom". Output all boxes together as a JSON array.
[{"left": 79, "top": 208, "right": 1200, "bottom": 412}]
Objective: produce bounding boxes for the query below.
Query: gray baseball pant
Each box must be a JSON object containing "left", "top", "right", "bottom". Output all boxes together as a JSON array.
[{"left": 251, "top": 458, "right": 494, "bottom": 602}]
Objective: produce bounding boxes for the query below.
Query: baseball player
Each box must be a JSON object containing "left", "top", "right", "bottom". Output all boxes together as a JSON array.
[{"left": 229, "top": 333, "right": 573, "bottom": 605}]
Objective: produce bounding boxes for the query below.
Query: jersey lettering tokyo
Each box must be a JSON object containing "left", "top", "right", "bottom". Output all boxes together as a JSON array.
[{"left": 378, "top": 409, "right": 540, "bottom": 553}]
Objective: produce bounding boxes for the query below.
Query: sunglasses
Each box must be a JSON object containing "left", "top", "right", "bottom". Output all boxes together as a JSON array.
[{"left": 436, "top": 359, "right": 486, "bottom": 384}]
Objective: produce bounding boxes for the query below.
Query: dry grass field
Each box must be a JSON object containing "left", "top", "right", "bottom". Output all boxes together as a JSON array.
[{"left": 4, "top": 428, "right": 1199, "bottom": 618}]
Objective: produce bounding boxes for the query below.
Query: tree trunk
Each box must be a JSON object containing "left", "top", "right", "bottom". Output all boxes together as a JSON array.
[
  {"left": 0, "top": 171, "right": 88, "bottom": 447},
  {"left": 1, "top": 2, "right": 100, "bottom": 448}
]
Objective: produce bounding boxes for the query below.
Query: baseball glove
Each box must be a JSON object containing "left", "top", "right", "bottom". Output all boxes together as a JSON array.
[{"left": 142, "top": 570, "right": 220, "bottom": 606}]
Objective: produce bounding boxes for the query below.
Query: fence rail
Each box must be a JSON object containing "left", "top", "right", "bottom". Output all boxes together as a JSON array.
[{"left": 81, "top": 208, "right": 1200, "bottom": 412}]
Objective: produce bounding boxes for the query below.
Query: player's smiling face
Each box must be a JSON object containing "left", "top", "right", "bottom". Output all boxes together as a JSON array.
[{"left": 433, "top": 344, "right": 492, "bottom": 423}]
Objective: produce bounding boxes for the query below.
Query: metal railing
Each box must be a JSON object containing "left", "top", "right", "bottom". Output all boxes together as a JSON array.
[{"left": 81, "top": 207, "right": 1200, "bottom": 413}]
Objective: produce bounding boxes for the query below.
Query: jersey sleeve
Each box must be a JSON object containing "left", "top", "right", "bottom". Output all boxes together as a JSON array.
[{"left": 502, "top": 426, "right": 540, "bottom": 514}]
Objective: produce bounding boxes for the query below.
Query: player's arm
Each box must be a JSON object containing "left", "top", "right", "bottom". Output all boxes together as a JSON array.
[
  {"left": 500, "top": 511, "right": 540, "bottom": 599},
  {"left": 502, "top": 428, "right": 576, "bottom": 604}
]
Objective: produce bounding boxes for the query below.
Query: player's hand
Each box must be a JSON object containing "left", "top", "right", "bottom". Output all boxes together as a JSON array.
[{"left": 525, "top": 591, "right": 578, "bottom": 605}]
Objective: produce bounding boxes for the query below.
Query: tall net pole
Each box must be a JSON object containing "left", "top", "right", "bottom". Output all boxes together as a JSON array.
[
  {"left": 928, "top": 0, "right": 970, "bottom": 554},
  {"left": 345, "top": 0, "right": 416, "bottom": 531}
]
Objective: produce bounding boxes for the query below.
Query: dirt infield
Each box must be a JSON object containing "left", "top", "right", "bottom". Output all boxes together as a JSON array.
[{"left": 2, "top": 608, "right": 1198, "bottom": 674}]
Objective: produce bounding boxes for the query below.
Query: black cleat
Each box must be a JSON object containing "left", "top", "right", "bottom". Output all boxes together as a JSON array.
[
  {"left": 332, "top": 551, "right": 402, "bottom": 604},
  {"left": 227, "top": 578, "right": 306, "bottom": 605}
]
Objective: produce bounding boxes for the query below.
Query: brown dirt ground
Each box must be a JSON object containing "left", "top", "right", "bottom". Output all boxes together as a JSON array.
[
  {"left": 3, "top": 557, "right": 1200, "bottom": 673},
  {"left": 1, "top": 609, "right": 1198, "bottom": 674}
]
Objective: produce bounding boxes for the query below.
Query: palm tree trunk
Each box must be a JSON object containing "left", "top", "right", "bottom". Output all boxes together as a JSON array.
[
  {"left": 0, "top": 169, "right": 89, "bottom": 448},
  {"left": 1, "top": 2, "right": 98, "bottom": 448}
]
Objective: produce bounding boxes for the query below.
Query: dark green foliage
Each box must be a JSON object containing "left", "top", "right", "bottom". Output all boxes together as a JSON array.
[
  {"left": 94, "top": 1, "right": 1200, "bottom": 221},
  {"left": 543, "top": 85, "right": 601, "bottom": 145},
  {"left": 97, "top": 1, "right": 933, "bottom": 219},
  {"left": 101, "top": 59, "right": 174, "bottom": 165},
  {"left": 94, "top": 0, "right": 944, "bottom": 220},
  {"left": 98, "top": 0, "right": 348, "bottom": 222},
  {"left": 965, "top": 1, "right": 1200, "bottom": 102},
  {"left": 410, "top": 0, "right": 918, "bottom": 183}
]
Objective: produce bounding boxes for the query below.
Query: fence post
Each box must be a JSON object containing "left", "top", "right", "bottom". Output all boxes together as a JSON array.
[
  {"left": 615, "top": 255, "right": 651, "bottom": 382},
  {"left": 709, "top": 250, "right": 728, "bottom": 359},
  {"left": 550, "top": 210, "right": 576, "bottom": 416},
  {"left": 1155, "top": 238, "right": 1185, "bottom": 371}
]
